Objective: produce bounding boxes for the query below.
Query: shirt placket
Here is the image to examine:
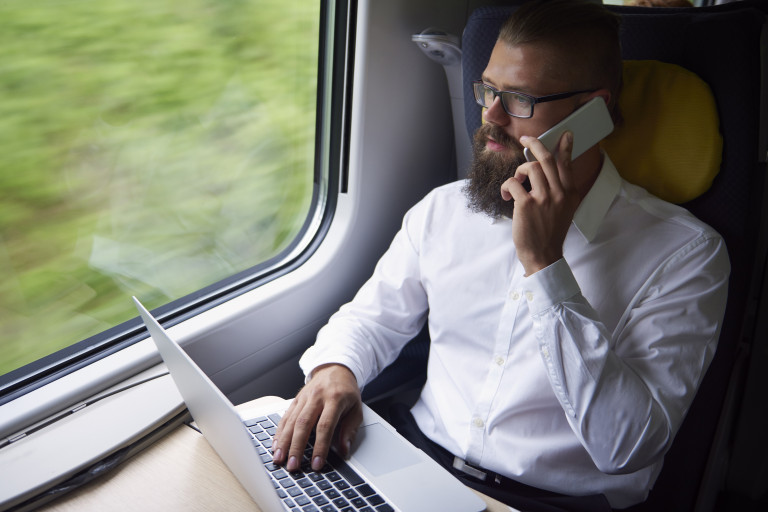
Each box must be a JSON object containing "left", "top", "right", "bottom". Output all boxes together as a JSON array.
[{"left": 465, "top": 266, "right": 526, "bottom": 466}]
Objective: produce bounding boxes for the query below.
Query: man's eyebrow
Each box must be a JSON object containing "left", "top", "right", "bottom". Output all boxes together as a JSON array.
[{"left": 479, "top": 75, "right": 528, "bottom": 94}]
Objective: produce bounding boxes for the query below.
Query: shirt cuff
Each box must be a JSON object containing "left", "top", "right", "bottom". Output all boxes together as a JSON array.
[
  {"left": 299, "top": 346, "right": 366, "bottom": 388},
  {"left": 522, "top": 258, "right": 581, "bottom": 316}
]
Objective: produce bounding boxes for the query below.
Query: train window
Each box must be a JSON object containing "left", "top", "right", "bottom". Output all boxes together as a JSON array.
[{"left": 0, "top": 0, "right": 328, "bottom": 386}]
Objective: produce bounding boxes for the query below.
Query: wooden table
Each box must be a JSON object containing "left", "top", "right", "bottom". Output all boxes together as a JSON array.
[{"left": 37, "top": 397, "right": 513, "bottom": 512}]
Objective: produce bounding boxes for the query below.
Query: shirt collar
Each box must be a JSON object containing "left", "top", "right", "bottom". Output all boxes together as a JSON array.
[{"left": 572, "top": 153, "right": 622, "bottom": 243}]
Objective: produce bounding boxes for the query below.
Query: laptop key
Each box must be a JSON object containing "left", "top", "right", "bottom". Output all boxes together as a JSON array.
[
  {"left": 308, "top": 472, "right": 326, "bottom": 482},
  {"left": 327, "top": 455, "right": 364, "bottom": 486},
  {"left": 374, "top": 505, "right": 394, "bottom": 512},
  {"left": 355, "top": 484, "right": 375, "bottom": 497},
  {"left": 313, "top": 495, "right": 330, "bottom": 506},
  {"left": 244, "top": 417, "right": 266, "bottom": 427},
  {"left": 366, "top": 494, "right": 384, "bottom": 506},
  {"left": 333, "top": 497, "right": 350, "bottom": 508}
]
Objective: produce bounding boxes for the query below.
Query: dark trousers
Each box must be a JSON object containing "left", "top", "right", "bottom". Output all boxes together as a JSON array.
[{"left": 388, "top": 404, "right": 613, "bottom": 512}]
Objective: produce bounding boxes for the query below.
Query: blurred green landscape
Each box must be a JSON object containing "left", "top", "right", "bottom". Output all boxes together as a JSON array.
[{"left": 0, "top": 0, "right": 320, "bottom": 376}]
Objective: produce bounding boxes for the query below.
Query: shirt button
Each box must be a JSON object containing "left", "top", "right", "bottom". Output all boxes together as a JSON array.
[
  {"left": 510, "top": 291, "right": 520, "bottom": 301},
  {"left": 525, "top": 291, "right": 534, "bottom": 302},
  {"left": 472, "top": 417, "right": 484, "bottom": 428},
  {"left": 541, "top": 346, "right": 550, "bottom": 357},
  {"left": 494, "top": 356, "right": 505, "bottom": 366}
]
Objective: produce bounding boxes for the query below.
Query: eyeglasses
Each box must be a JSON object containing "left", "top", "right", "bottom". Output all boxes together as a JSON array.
[{"left": 472, "top": 81, "right": 596, "bottom": 119}]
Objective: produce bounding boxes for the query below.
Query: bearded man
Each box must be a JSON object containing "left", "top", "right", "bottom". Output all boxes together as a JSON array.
[{"left": 272, "top": 1, "right": 730, "bottom": 510}]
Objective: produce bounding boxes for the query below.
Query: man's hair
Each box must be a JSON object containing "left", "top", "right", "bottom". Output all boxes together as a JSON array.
[{"left": 498, "top": 0, "right": 623, "bottom": 123}]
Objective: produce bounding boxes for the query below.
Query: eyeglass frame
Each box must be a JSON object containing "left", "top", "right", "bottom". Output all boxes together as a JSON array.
[{"left": 472, "top": 80, "right": 597, "bottom": 119}]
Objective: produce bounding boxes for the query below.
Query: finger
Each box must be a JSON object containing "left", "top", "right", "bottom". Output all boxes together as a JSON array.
[
  {"left": 273, "top": 399, "right": 302, "bottom": 464},
  {"left": 555, "top": 131, "right": 575, "bottom": 189},
  {"left": 501, "top": 175, "right": 527, "bottom": 202},
  {"left": 521, "top": 163, "right": 549, "bottom": 197},
  {"left": 309, "top": 403, "right": 346, "bottom": 470},
  {"left": 285, "top": 404, "right": 322, "bottom": 471},
  {"left": 520, "top": 135, "right": 561, "bottom": 192}
]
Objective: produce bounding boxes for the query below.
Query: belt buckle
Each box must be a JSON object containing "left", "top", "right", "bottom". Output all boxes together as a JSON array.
[{"left": 452, "top": 456, "right": 489, "bottom": 481}]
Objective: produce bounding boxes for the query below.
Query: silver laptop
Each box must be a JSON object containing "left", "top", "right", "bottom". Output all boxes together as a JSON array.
[{"left": 133, "top": 297, "right": 486, "bottom": 512}]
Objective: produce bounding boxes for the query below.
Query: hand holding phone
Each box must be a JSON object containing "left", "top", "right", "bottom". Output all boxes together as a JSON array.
[{"left": 523, "top": 97, "right": 614, "bottom": 162}]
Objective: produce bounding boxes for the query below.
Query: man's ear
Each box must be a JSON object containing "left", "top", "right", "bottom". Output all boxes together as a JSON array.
[{"left": 587, "top": 88, "right": 611, "bottom": 107}]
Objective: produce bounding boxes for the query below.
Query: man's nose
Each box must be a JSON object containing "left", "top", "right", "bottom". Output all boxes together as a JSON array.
[{"left": 482, "top": 96, "right": 510, "bottom": 126}]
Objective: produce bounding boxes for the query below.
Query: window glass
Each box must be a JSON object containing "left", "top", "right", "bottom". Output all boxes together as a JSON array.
[{"left": 0, "top": 0, "right": 322, "bottom": 376}]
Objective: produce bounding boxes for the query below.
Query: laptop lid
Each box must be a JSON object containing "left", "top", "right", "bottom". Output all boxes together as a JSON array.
[{"left": 133, "top": 297, "right": 285, "bottom": 512}]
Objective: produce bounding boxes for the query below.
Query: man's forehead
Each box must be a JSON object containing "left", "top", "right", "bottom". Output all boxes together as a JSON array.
[{"left": 481, "top": 41, "right": 567, "bottom": 93}]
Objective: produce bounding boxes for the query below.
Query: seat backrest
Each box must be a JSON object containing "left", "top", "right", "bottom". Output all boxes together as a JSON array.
[{"left": 462, "top": 2, "right": 767, "bottom": 511}]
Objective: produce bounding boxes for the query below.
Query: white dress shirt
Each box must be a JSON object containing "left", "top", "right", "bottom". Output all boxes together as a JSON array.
[{"left": 300, "top": 155, "right": 730, "bottom": 508}]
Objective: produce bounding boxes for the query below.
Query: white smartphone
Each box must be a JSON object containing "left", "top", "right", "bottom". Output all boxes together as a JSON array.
[{"left": 523, "top": 96, "right": 614, "bottom": 162}]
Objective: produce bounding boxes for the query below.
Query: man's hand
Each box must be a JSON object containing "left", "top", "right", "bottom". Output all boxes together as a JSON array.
[
  {"left": 500, "top": 131, "right": 581, "bottom": 276},
  {"left": 272, "top": 363, "right": 362, "bottom": 472}
]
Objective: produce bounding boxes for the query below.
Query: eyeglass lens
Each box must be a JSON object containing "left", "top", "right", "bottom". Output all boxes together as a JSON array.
[{"left": 474, "top": 83, "right": 532, "bottom": 117}]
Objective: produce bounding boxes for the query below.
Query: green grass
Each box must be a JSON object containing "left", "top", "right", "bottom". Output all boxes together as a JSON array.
[{"left": 0, "top": 0, "right": 321, "bottom": 375}]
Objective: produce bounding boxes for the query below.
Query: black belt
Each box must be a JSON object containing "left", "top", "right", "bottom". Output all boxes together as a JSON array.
[
  {"left": 419, "top": 431, "right": 526, "bottom": 490},
  {"left": 452, "top": 456, "right": 507, "bottom": 485}
]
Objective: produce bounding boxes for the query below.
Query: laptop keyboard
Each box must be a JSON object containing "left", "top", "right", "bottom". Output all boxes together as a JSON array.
[{"left": 244, "top": 414, "right": 395, "bottom": 512}]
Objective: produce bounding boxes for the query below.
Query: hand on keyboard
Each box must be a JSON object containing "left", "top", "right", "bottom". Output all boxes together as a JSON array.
[{"left": 272, "top": 364, "right": 363, "bottom": 472}]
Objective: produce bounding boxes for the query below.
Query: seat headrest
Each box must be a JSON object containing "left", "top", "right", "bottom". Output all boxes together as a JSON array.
[{"left": 601, "top": 60, "right": 722, "bottom": 203}]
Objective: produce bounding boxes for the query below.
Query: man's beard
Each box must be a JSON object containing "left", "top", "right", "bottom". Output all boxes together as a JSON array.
[{"left": 463, "top": 124, "right": 527, "bottom": 219}]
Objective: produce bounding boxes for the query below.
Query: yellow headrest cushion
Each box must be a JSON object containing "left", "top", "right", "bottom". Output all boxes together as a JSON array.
[{"left": 601, "top": 60, "right": 722, "bottom": 203}]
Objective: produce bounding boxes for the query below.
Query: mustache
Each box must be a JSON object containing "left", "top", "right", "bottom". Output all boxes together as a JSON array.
[{"left": 475, "top": 123, "right": 522, "bottom": 153}]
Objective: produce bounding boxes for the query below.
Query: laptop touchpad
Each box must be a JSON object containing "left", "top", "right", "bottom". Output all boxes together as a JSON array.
[{"left": 350, "top": 423, "right": 421, "bottom": 476}]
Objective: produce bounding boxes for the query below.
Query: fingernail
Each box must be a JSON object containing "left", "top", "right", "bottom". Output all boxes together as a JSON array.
[
  {"left": 565, "top": 131, "right": 574, "bottom": 145},
  {"left": 344, "top": 439, "right": 352, "bottom": 459},
  {"left": 520, "top": 135, "right": 531, "bottom": 142},
  {"left": 273, "top": 448, "right": 283, "bottom": 461},
  {"left": 287, "top": 456, "right": 298, "bottom": 471},
  {"left": 312, "top": 456, "right": 324, "bottom": 471}
]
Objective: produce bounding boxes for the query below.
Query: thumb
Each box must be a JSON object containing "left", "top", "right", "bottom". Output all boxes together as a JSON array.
[{"left": 336, "top": 403, "right": 363, "bottom": 459}]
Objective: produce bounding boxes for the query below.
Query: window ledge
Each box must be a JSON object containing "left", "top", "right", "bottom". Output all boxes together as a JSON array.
[{"left": 0, "top": 368, "right": 185, "bottom": 510}]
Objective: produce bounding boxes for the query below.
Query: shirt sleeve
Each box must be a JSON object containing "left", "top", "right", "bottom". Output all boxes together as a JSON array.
[
  {"left": 523, "top": 235, "right": 730, "bottom": 474},
  {"left": 299, "top": 205, "right": 430, "bottom": 388}
]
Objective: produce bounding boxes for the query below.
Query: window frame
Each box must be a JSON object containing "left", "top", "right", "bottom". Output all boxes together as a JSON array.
[{"left": 0, "top": 0, "right": 356, "bottom": 407}]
